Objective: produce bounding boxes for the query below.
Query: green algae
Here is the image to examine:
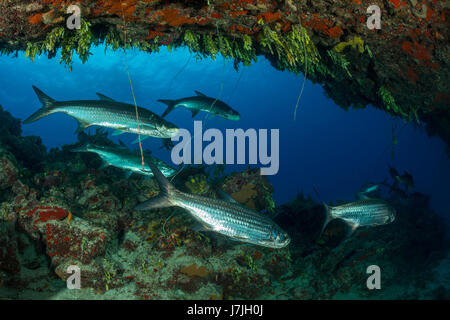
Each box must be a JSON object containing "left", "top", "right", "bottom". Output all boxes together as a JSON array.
[
  {"left": 334, "top": 36, "right": 365, "bottom": 54},
  {"left": 25, "top": 19, "right": 94, "bottom": 70},
  {"left": 185, "top": 174, "right": 210, "bottom": 195},
  {"left": 327, "top": 50, "right": 352, "bottom": 79},
  {"left": 259, "top": 24, "right": 321, "bottom": 74},
  {"left": 17, "top": 19, "right": 424, "bottom": 124}
]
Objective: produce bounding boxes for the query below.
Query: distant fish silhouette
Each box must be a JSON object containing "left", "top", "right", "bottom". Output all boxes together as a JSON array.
[{"left": 158, "top": 90, "right": 240, "bottom": 120}]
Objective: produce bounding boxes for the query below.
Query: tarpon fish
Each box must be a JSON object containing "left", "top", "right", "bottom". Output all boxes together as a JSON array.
[
  {"left": 24, "top": 86, "right": 179, "bottom": 139},
  {"left": 360, "top": 184, "right": 380, "bottom": 194},
  {"left": 158, "top": 90, "right": 241, "bottom": 120},
  {"left": 72, "top": 143, "right": 177, "bottom": 178},
  {"left": 135, "top": 162, "right": 290, "bottom": 248},
  {"left": 355, "top": 183, "right": 382, "bottom": 199},
  {"left": 320, "top": 198, "right": 396, "bottom": 237}
]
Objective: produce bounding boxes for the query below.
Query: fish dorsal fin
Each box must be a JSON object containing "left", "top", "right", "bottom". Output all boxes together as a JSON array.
[
  {"left": 96, "top": 93, "right": 116, "bottom": 102},
  {"left": 217, "top": 190, "right": 239, "bottom": 204},
  {"left": 194, "top": 90, "right": 207, "bottom": 97},
  {"left": 132, "top": 136, "right": 150, "bottom": 144},
  {"left": 32, "top": 85, "right": 56, "bottom": 106}
]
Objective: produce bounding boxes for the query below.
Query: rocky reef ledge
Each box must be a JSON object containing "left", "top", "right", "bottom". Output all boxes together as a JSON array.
[{"left": 0, "top": 1, "right": 449, "bottom": 152}]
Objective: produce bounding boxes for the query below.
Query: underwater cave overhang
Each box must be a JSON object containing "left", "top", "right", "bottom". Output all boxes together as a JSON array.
[{"left": 0, "top": 0, "right": 448, "bottom": 152}]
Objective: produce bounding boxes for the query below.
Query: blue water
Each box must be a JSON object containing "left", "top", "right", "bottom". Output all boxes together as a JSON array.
[{"left": 0, "top": 46, "right": 449, "bottom": 217}]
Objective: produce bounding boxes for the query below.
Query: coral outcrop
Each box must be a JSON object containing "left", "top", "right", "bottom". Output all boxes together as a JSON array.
[{"left": 0, "top": 116, "right": 448, "bottom": 299}]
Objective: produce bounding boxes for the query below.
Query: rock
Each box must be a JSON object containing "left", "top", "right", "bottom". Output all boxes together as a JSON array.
[{"left": 0, "top": 151, "right": 18, "bottom": 190}]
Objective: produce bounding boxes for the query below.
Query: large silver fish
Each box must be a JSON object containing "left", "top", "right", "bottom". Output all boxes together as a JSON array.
[
  {"left": 320, "top": 198, "right": 396, "bottom": 237},
  {"left": 72, "top": 143, "right": 177, "bottom": 178},
  {"left": 24, "top": 86, "right": 179, "bottom": 139},
  {"left": 158, "top": 90, "right": 240, "bottom": 120},
  {"left": 135, "top": 161, "right": 290, "bottom": 248}
]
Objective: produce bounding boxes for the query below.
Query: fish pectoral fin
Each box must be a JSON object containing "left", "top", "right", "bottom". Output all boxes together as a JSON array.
[
  {"left": 191, "top": 109, "right": 200, "bottom": 118},
  {"left": 132, "top": 136, "right": 150, "bottom": 144},
  {"left": 231, "top": 235, "right": 249, "bottom": 241},
  {"left": 192, "top": 222, "right": 213, "bottom": 233},
  {"left": 194, "top": 90, "right": 207, "bottom": 97},
  {"left": 74, "top": 120, "right": 90, "bottom": 135},
  {"left": 345, "top": 221, "right": 360, "bottom": 237},
  {"left": 96, "top": 93, "right": 116, "bottom": 102},
  {"left": 112, "top": 130, "right": 125, "bottom": 136}
]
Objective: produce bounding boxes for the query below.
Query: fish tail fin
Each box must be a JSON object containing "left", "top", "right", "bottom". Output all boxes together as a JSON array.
[
  {"left": 318, "top": 203, "right": 333, "bottom": 239},
  {"left": 158, "top": 99, "right": 176, "bottom": 117},
  {"left": 23, "top": 86, "right": 56, "bottom": 124},
  {"left": 134, "top": 161, "right": 177, "bottom": 211}
]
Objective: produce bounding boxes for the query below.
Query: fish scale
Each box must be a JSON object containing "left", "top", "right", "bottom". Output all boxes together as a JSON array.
[
  {"left": 176, "top": 193, "right": 274, "bottom": 238},
  {"left": 56, "top": 101, "right": 160, "bottom": 134}
]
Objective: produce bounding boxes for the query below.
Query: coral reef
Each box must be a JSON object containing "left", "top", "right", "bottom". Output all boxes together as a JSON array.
[
  {"left": 185, "top": 174, "right": 210, "bottom": 196},
  {"left": 0, "top": 107, "right": 449, "bottom": 300},
  {"left": 271, "top": 190, "right": 449, "bottom": 299},
  {"left": 222, "top": 168, "right": 275, "bottom": 213},
  {"left": 0, "top": 105, "right": 46, "bottom": 171}
]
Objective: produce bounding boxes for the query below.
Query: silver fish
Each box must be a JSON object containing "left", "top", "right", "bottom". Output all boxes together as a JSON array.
[
  {"left": 320, "top": 198, "right": 396, "bottom": 237},
  {"left": 24, "top": 86, "right": 179, "bottom": 139},
  {"left": 135, "top": 162, "right": 290, "bottom": 248},
  {"left": 72, "top": 143, "right": 176, "bottom": 178},
  {"left": 361, "top": 184, "right": 380, "bottom": 194},
  {"left": 158, "top": 90, "right": 240, "bottom": 120},
  {"left": 355, "top": 184, "right": 381, "bottom": 200}
]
